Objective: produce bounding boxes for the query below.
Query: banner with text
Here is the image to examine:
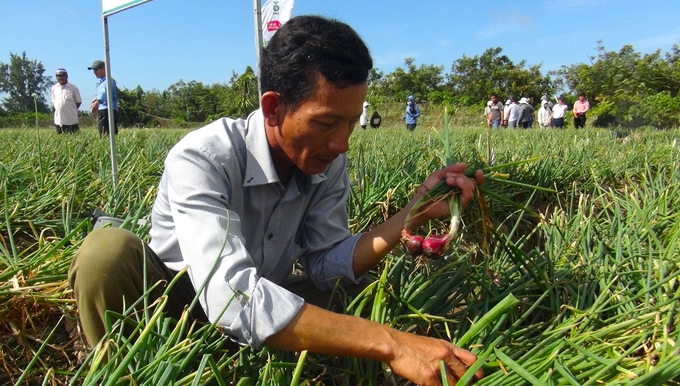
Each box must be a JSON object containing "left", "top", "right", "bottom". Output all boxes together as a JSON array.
[
  {"left": 102, "top": 0, "right": 152, "bottom": 17},
  {"left": 261, "top": 0, "right": 294, "bottom": 46}
]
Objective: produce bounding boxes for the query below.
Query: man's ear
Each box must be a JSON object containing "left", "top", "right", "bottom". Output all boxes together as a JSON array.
[{"left": 261, "top": 91, "right": 285, "bottom": 127}]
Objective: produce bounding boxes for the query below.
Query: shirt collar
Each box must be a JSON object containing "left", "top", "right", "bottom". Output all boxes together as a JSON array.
[{"left": 243, "top": 108, "right": 327, "bottom": 190}]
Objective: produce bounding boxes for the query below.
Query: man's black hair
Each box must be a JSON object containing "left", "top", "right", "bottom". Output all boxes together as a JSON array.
[{"left": 259, "top": 15, "right": 373, "bottom": 112}]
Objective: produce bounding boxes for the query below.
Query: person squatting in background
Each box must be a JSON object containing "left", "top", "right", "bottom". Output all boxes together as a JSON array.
[
  {"left": 402, "top": 95, "right": 420, "bottom": 131},
  {"left": 51, "top": 68, "right": 82, "bottom": 134}
]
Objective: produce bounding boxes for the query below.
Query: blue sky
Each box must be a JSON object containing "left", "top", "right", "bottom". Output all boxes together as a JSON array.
[{"left": 1, "top": 0, "right": 679, "bottom": 103}]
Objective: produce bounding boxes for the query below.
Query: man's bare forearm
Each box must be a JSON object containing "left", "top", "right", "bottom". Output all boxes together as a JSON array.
[
  {"left": 351, "top": 198, "right": 417, "bottom": 277},
  {"left": 264, "top": 302, "right": 483, "bottom": 385},
  {"left": 264, "top": 303, "right": 394, "bottom": 361}
]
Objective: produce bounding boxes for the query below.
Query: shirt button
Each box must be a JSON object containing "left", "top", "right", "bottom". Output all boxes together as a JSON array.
[{"left": 268, "top": 233, "right": 273, "bottom": 240}]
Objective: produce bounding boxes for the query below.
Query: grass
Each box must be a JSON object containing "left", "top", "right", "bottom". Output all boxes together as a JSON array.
[{"left": 1, "top": 123, "right": 679, "bottom": 385}]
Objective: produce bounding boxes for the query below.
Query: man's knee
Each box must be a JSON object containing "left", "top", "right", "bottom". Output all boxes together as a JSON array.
[{"left": 69, "top": 227, "right": 144, "bottom": 289}]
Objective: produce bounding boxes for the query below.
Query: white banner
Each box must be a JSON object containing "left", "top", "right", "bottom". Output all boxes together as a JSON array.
[
  {"left": 102, "top": 0, "right": 152, "bottom": 17},
  {"left": 261, "top": 0, "right": 294, "bottom": 46}
]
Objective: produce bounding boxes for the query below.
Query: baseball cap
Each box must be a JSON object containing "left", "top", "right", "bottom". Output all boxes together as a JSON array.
[
  {"left": 55, "top": 68, "right": 67, "bottom": 75},
  {"left": 88, "top": 60, "right": 105, "bottom": 70},
  {"left": 505, "top": 99, "right": 511, "bottom": 105}
]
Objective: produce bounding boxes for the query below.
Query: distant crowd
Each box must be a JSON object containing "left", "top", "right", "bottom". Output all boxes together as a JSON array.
[{"left": 485, "top": 93, "right": 590, "bottom": 129}]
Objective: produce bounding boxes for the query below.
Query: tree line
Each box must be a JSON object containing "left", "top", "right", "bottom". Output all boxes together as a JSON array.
[{"left": 2, "top": 44, "right": 679, "bottom": 128}]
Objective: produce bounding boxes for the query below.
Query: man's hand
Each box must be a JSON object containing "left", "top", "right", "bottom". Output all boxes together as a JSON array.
[
  {"left": 90, "top": 99, "right": 99, "bottom": 117},
  {"left": 407, "top": 163, "right": 483, "bottom": 230},
  {"left": 388, "top": 330, "right": 484, "bottom": 385},
  {"left": 265, "top": 304, "right": 484, "bottom": 386}
]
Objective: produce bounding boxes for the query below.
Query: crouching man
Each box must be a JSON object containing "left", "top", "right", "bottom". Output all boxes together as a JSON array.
[{"left": 69, "top": 15, "right": 484, "bottom": 385}]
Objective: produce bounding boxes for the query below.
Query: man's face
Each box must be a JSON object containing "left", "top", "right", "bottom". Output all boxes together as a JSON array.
[
  {"left": 56, "top": 73, "right": 67, "bottom": 85},
  {"left": 271, "top": 77, "right": 367, "bottom": 175},
  {"left": 490, "top": 96, "right": 497, "bottom": 104},
  {"left": 578, "top": 95, "right": 585, "bottom": 102},
  {"left": 93, "top": 67, "right": 105, "bottom": 78}
]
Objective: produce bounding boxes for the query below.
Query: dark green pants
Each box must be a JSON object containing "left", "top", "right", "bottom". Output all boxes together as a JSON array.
[{"left": 68, "top": 227, "right": 369, "bottom": 348}]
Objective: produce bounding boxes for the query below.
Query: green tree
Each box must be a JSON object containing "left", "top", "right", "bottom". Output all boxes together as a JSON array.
[
  {"left": 224, "top": 66, "right": 258, "bottom": 119},
  {"left": 117, "top": 85, "right": 146, "bottom": 127},
  {"left": 165, "top": 80, "right": 214, "bottom": 123},
  {"left": 556, "top": 42, "right": 680, "bottom": 128},
  {"left": 446, "top": 47, "right": 554, "bottom": 105},
  {"left": 0, "top": 52, "right": 54, "bottom": 114},
  {"left": 365, "top": 68, "right": 394, "bottom": 106},
  {"left": 380, "top": 58, "right": 445, "bottom": 102}
]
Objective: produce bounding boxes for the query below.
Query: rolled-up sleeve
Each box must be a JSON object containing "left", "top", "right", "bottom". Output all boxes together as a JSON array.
[{"left": 165, "top": 145, "right": 304, "bottom": 348}]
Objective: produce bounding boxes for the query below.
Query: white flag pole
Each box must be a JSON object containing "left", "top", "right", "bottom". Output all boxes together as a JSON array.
[
  {"left": 99, "top": 0, "right": 152, "bottom": 202},
  {"left": 102, "top": 16, "right": 119, "bottom": 195},
  {"left": 253, "top": 0, "right": 263, "bottom": 100}
]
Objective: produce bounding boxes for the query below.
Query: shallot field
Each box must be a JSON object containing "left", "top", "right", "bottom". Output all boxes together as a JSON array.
[{"left": 1, "top": 124, "right": 679, "bottom": 385}]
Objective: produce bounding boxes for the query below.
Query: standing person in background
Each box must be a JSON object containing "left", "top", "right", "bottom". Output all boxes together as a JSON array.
[
  {"left": 541, "top": 95, "right": 553, "bottom": 111},
  {"left": 484, "top": 101, "right": 492, "bottom": 127},
  {"left": 360, "top": 101, "right": 369, "bottom": 129},
  {"left": 51, "top": 68, "right": 82, "bottom": 134},
  {"left": 537, "top": 100, "right": 551, "bottom": 129},
  {"left": 88, "top": 60, "right": 118, "bottom": 136},
  {"left": 518, "top": 97, "right": 534, "bottom": 129},
  {"left": 402, "top": 94, "right": 420, "bottom": 131},
  {"left": 502, "top": 99, "right": 511, "bottom": 128},
  {"left": 573, "top": 93, "right": 590, "bottom": 128},
  {"left": 486, "top": 94, "right": 504, "bottom": 129},
  {"left": 550, "top": 96, "right": 568, "bottom": 128},
  {"left": 506, "top": 98, "right": 519, "bottom": 129}
]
